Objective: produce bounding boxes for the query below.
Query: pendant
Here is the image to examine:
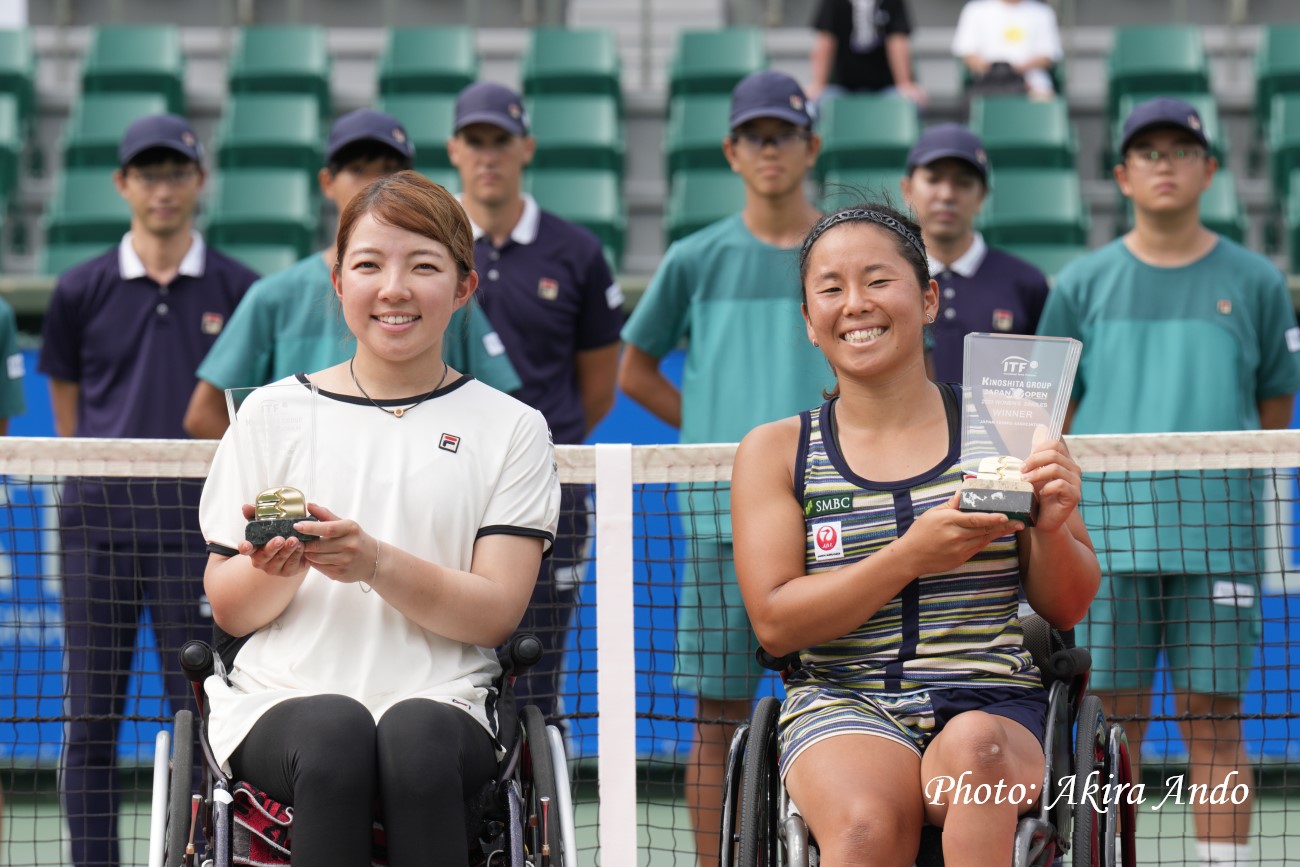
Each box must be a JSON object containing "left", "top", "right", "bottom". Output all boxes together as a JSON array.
[{"left": 394, "top": 407, "right": 405, "bottom": 418}]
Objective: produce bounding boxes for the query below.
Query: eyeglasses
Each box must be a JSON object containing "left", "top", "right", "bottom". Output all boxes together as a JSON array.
[
  {"left": 731, "top": 130, "right": 810, "bottom": 152},
  {"left": 1127, "top": 147, "right": 1205, "bottom": 167},
  {"left": 127, "top": 167, "right": 199, "bottom": 187}
]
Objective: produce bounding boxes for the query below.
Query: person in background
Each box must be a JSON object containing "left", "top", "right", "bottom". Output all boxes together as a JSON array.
[
  {"left": 899, "top": 123, "right": 1050, "bottom": 382},
  {"left": 184, "top": 108, "right": 519, "bottom": 440},
  {"left": 618, "top": 70, "right": 829, "bottom": 867},
  {"left": 0, "top": 295, "right": 24, "bottom": 432},
  {"left": 38, "top": 113, "right": 257, "bottom": 867},
  {"left": 952, "top": 0, "right": 1063, "bottom": 100},
  {"left": 808, "top": 0, "right": 926, "bottom": 107},
  {"left": 448, "top": 82, "right": 623, "bottom": 725},
  {"left": 1037, "top": 97, "right": 1300, "bottom": 867}
]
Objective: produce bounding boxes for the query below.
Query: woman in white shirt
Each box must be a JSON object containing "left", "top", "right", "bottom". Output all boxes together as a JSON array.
[
  {"left": 199, "top": 171, "right": 560, "bottom": 866},
  {"left": 953, "top": 0, "right": 1064, "bottom": 99}
]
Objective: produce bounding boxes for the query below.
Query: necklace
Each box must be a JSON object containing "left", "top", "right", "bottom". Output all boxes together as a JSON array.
[{"left": 349, "top": 357, "right": 449, "bottom": 419}]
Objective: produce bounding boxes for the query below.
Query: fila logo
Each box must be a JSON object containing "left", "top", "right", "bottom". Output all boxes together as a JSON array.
[
  {"left": 538, "top": 278, "right": 559, "bottom": 300},
  {"left": 201, "top": 312, "right": 225, "bottom": 335},
  {"left": 992, "top": 308, "right": 1014, "bottom": 331},
  {"left": 439, "top": 433, "right": 461, "bottom": 453},
  {"left": 812, "top": 521, "right": 843, "bottom": 561}
]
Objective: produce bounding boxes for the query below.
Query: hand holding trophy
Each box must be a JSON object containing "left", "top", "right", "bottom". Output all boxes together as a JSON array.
[
  {"left": 958, "top": 333, "right": 1081, "bottom": 526},
  {"left": 225, "top": 382, "right": 322, "bottom": 547}
]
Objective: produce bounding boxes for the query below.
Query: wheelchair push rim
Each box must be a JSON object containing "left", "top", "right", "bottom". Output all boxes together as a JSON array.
[
  {"left": 521, "top": 705, "right": 565, "bottom": 865},
  {"left": 1071, "top": 694, "right": 1107, "bottom": 867}
]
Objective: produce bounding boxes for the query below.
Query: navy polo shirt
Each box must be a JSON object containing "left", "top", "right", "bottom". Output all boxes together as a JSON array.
[
  {"left": 468, "top": 195, "right": 624, "bottom": 444},
  {"left": 39, "top": 232, "right": 257, "bottom": 542},
  {"left": 928, "top": 233, "right": 1050, "bottom": 384}
]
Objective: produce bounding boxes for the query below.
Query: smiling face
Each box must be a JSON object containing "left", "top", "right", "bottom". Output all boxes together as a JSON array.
[
  {"left": 333, "top": 212, "right": 476, "bottom": 370},
  {"left": 801, "top": 221, "right": 938, "bottom": 384},
  {"left": 1116, "top": 126, "right": 1215, "bottom": 217}
]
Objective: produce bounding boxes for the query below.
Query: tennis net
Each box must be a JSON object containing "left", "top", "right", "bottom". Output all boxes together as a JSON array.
[{"left": 1, "top": 432, "right": 1299, "bottom": 866}]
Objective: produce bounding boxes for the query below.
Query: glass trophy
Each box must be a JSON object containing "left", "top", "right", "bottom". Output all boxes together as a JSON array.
[
  {"left": 225, "top": 382, "right": 321, "bottom": 547},
  {"left": 958, "top": 333, "right": 1081, "bottom": 526}
]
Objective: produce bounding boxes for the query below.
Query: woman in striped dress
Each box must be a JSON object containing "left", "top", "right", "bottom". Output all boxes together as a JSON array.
[{"left": 731, "top": 202, "right": 1100, "bottom": 867}]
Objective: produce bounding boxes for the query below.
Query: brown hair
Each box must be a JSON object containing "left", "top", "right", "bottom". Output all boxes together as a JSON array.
[{"left": 334, "top": 170, "right": 474, "bottom": 279}]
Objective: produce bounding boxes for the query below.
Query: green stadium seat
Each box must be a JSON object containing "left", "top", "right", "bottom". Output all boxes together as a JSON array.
[
  {"left": 60, "top": 93, "right": 170, "bottom": 169},
  {"left": 216, "top": 94, "right": 323, "bottom": 175},
  {"left": 228, "top": 26, "right": 331, "bottom": 119},
  {"left": 378, "top": 27, "right": 477, "bottom": 96},
  {"left": 821, "top": 168, "right": 905, "bottom": 211},
  {"left": 40, "top": 241, "right": 111, "bottom": 276},
  {"left": 419, "top": 167, "right": 461, "bottom": 195},
  {"left": 816, "top": 95, "right": 919, "bottom": 180},
  {"left": 665, "top": 168, "right": 745, "bottom": 243},
  {"left": 968, "top": 96, "right": 1077, "bottom": 169},
  {"left": 1256, "top": 25, "right": 1300, "bottom": 136},
  {"left": 665, "top": 94, "right": 732, "bottom": 180},
  {"left": 378, "top": 93, "right": 455, "bottom": 172},
  {"left": 526, "top": 169, "right": 625, "bottom": 266},
  {"left": 1001, "top": 244, "right": 1088, "bottom": 280},
  {"left": 1106, "top": 26, "right": 1210, "bottom": 124},
  {"left": 1269, "top": 93, "right": 1300, "bottom": 205},
  {"left": 214, "top": 243, "right": 302, "bottom": 276},
  {"left": 0, "top": 30, "right": 36, "bottom": 130},
  {"left": 1114, "top": 170, "right": 1248, "bottom": 244},
  {"left": 0, "top": 95, "right": 21, "bottom": 198},
  {"left": 521, "top": 28, "right": 621, "bottom": 103},
  {"left": 527, "top": 95, "right": 624, "bottom": 175},
  {"left": 669, "top": 28, "right": 766, "bottom": 98},
  {"left": 81, "top": 25, "right": 185, "bottom": 113},
  {"left": 1112, "top": 92, "right": 1228, "bottom": 166},
  {"left": 205, "top": 169, "right": 319, "bottom": 259},
  {"left": 43, "top": 168, "right": 131, "bottom": 245},
  {"left": 977, "top": 169, "right": 1089, "bottom": 246}
]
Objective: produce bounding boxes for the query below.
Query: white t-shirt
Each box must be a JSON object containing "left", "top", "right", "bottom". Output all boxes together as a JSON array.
[
  {"left": 198, "top": 374, "right": 560, "bottom": 769},
  {"left": 951, "top": 0, "right": 1063, "bottom": 68}
]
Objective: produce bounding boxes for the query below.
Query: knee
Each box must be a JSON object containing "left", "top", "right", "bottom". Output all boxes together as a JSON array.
[
  {"left": 939, "top": 712, "right": 1016, "bottom": 777},
  {"left": 376, "top": 700, "right": 468, "bottom": 794},
  {"left": 830, "top": 799, "right": 919, "bottom": 860},
  {"left": 295, "top": 696, "right": 375, "bottom": 790}
]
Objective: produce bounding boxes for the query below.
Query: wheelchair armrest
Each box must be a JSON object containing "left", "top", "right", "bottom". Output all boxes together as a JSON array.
[
  {"left": 1048, "top": 646, "right": 1091, "bottom": 682},
  {"left": 180, "top": 640, "right": 217, "bottom": 684},
  {"left": 499, "top": 633, "right": 543, "bottom": 677},
  {"left": 755, "top": 646, "right": 801, "bottom": 673}
]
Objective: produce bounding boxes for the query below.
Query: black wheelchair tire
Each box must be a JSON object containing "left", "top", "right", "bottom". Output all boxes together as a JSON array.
[
  {"left": 165, "top": 709, "right": 194, "bottom": 867},
  {"left": 720, "top": 723, "right": 750, "bottom": 867},
  {"left": 738, "top": 696, "right": 780, "bottom": 867},
  {"left": 521, "top": 705, "right": 564, "bottom": 866},
  {"left": 1072, "top": 695, "right": 1106, "bottom": 867}
]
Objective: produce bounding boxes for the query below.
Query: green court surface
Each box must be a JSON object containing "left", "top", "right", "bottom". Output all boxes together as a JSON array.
[{"left": 3, "top": 786, "right": 1297, "bottom": 865}]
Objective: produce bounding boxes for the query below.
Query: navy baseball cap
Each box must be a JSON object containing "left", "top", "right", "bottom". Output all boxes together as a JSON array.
[
  {"left": 119, "top": 114, "right": 203, "bottom": 166},
  {"left": 454, "top": 82, "right": 529, "bottom": 136},
  {"left": 327, "top": 108, "right": 415, "bottom": 163},
  {"left": 1118, "top": 97, "right": 1209, "bottom": 155},
  {"left": 906, "top": 123, "right": 989, "bottom": 180},
  {"left": 729, "top": 71, "right": 813, "bottom": 131}
]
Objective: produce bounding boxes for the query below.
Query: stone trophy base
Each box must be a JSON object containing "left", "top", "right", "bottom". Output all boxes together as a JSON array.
[
  {"left": 958, "top": 478, "right": 1038, "bottom": 527},
  {"left": 246, "top": 518, "right": 320, "bottom": 546}
]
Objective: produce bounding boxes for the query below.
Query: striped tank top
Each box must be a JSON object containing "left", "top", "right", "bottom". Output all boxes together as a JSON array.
[{"left": 790, "top": 383, "right": 1041, "bottom": 694}]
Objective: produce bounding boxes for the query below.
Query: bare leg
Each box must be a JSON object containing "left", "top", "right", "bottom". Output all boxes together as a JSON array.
[
  {"left": 687, "top": 697, "right": 752, "bottom": 867},
  {"left": 785, "top": 734, "right": 925, "bottom": 867},
  {"left": 1174, "top": 691, "right": 1253, "bottom": 845},
  {"left": 921, "top": 712, "right": 1044, "bottom": 867}
]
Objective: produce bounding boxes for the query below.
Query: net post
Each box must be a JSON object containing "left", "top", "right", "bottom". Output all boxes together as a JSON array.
[{"left": 594, "top": 443, "right": 636, "bottom": 865}]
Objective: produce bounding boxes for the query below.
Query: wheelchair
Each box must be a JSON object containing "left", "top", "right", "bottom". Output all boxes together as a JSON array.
[
  {"left": 146, "top": 632, "right": 577, "bottom": 867},
  {"left": 720, "top": 613, "right": 1137, "bottom": 867}
]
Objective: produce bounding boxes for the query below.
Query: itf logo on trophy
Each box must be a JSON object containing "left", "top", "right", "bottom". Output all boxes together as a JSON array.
[{"left": 958, "top": 333, "right": 1081, "bottom": 525}]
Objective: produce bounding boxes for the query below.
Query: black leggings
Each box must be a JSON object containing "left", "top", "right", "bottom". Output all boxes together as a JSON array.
[{"left": 230, "top": 695, "right": 498, "bottom": 867}]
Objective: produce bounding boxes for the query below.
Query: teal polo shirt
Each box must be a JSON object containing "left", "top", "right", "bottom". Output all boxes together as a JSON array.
[
  {"left": 0, "top": 297, "right": 24, "bottom": 419},
  {"left": 1037, "top": 236, "right": 1300, "bottom": 574},
  {"left": 197, "top": 252, "right": 521, "bottom": 393},
  {"left": 622, "top": 214, "right": 834, "bottom": 534}
]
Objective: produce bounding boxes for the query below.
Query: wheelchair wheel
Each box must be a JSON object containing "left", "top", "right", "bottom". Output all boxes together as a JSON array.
[
  {"left": 1106, "top": 724, "right": 1137, "bottom": 867},
  {"left": 165, "top": 709, "right": 194, "bottom": 867},
  {"left": 521, "top": 706, "right": 563, "bottom": 865},
  {"left": 738, "top": 696, "right": 780, "bottom": 867},
  {"left": 720, "top": 722, "right": 750, "bottom": 867},
  {"left": 1072, "top": 695, "right": 1107, "bottom": 867}
]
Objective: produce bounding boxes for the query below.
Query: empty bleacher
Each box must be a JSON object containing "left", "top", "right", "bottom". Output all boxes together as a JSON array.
[{"left": 3, "top": 0, "right": 1299, "bottom": 310}]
